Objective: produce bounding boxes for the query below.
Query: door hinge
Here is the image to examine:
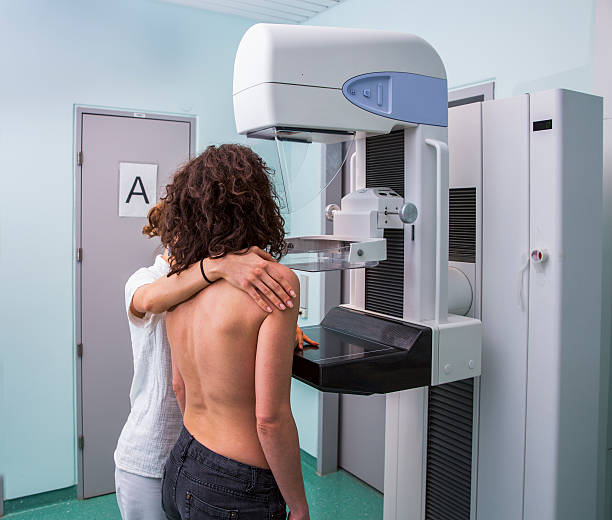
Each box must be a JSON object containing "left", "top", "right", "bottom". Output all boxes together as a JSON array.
[
  {"left": 76, "top": 343, "right": 83, "bottom": 358},
  {"left": 78, "top": 436, "right": 84, "bottom": 450},
  {"left": 77, "top": 151, "right": 83, "bottom": 166},
  {"left": 76, "top": 247, "right": 83, "bottom": 262}
]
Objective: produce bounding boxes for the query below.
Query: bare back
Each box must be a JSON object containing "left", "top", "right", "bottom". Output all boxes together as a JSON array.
[{"left": 166, "top": 270, "right": 298, "bottom": 469}]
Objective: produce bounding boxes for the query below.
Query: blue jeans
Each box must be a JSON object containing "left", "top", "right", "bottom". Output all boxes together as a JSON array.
[{"left": 162, "top": 427, "right": 287, "bottom": 520}]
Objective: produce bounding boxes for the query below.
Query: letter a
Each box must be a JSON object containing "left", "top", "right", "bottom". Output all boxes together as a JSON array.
[{"left": 126, "top": 176, "right": 150, "bottom": 204}]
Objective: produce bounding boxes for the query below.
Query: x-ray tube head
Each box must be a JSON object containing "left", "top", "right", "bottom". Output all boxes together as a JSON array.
[
  {"left": 234, "top": 23, "right": 448, "bottom": 215},
  {"left": 233, "top": 24, "right": 448, "bottom": 143}
]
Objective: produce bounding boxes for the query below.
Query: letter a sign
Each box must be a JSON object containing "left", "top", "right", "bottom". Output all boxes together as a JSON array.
[{"left": 119, "top": 162, "right": 158, "bottom": 217}]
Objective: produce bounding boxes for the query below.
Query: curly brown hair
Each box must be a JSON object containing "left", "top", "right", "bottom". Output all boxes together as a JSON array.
[
  {"left": 142, "top": 202, "right": 164, "bottom": 238},
  {"left": 160, "top": 144, "right": 286, "bottom": 276}
]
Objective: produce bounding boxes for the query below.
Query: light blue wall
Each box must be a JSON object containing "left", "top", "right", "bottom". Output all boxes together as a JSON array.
[
  {"left": 308, "top": 0, "right": 595, "bottom": 97},
  {"left": 0, "top": 0, "right": 260, "bottom": 500}
]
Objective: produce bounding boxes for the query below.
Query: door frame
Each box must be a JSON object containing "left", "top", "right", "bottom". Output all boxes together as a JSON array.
[{"left": 73, "top": 106, "right": 196, "bottom": 499}]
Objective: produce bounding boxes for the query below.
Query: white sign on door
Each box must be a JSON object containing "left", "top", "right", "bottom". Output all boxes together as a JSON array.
[{"left": 118, "top": 162, "right": 158, "bottom": 217}]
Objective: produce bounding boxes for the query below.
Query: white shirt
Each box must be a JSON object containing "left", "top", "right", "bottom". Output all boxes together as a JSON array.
[{"left": 114, "top": 255, "right": 182, "bottom": 478}]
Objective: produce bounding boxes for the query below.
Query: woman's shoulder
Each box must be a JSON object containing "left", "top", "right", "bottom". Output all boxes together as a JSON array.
[
  {"left": 195, "top": 279, "right": 268, "bottom": 318},
  {"left": 277, "top": 263, "right": 299, "bottom": 286},
  {"left": 260, "top": 262, "right": 298, "bottom": 289}
]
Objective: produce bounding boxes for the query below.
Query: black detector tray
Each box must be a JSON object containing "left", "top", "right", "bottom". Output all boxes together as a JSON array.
[{"left": 292, "top": 306, "right": 432, "bottom": 395}]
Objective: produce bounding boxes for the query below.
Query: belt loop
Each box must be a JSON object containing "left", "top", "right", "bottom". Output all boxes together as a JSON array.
[
  {"left": 246, "top": 467, "right": 257, "bottom": 493},
  {"left": 180, "top": 430, "right": 193, "bottom": 463}
]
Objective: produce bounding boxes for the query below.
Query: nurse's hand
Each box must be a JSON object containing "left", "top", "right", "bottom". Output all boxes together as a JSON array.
[
  {"left": 209, "top": 246, "right": 297, "bottom": 313},
  {"left": 295, "top": 326, "right": 319, "bottom": 350}
]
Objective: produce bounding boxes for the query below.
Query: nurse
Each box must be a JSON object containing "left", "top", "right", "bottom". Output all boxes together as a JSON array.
[{"left": 114, "top": 203, "right": 315, "bottom": 520}]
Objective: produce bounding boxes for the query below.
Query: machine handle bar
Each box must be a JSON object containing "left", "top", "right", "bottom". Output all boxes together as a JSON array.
[{"left": 425, "top": 138, "right": 449, "bottom": 324}]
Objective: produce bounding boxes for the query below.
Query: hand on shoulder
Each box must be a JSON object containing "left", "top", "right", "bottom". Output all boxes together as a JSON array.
[{"left": 207, "top": 247, "right": 299, "bottom": 314}]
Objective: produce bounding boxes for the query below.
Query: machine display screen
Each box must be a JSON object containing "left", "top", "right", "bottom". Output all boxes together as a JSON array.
[{"left": 533, "top": 119, "right": 553, "bottom": 131}]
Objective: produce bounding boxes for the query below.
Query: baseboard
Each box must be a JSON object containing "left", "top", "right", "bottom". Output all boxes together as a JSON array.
[
  {"left": 2, "top": 485, "right": 76, "bottom": 516},
  {"left": 300, "top": 449, "right": 317, "bottom": 471}
]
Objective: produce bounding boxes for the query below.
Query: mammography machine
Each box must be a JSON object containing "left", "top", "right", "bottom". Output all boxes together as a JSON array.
[
  {"left": 233, "top": 23, "right": 606, "bottom": 520},
  {"left": 234, "top": 22, "right": 482, "bottom": 387}
]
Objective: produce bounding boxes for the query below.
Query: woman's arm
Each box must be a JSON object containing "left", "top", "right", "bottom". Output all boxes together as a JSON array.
[
  {"left": 130, "top": 246, "right": 297, "bottom": 317},
  {"left": 255, "top": 271, "right": 309, "bottom": 520}
]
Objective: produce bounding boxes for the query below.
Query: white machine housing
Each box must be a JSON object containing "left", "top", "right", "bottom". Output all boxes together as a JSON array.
[
  {"left": 470, "top": 89, "right": 604, "bottom": 520},
  {"left": 233, "top": 24, "right": 448, "bottom": 140},
  {"left": 332, "top": 187, "right": 405, "bottom": 237}
]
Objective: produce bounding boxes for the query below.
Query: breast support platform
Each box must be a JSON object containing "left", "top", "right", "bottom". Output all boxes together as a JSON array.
[{"left": 293, "top": 306, "right": 432, "bottom": 395}]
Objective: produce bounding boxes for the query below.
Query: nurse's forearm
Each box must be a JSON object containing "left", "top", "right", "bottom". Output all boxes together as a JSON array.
[
  {"left": 132, "top": 260, "right": 211, "bottom": 315},
  {"left": 132, "top": 247, "right": 299, "bottom": 316}
]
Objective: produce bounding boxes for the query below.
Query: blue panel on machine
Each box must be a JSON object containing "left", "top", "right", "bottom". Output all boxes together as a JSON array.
[{"left": 342, "top": 71, "right": 448, "bottom": 127}]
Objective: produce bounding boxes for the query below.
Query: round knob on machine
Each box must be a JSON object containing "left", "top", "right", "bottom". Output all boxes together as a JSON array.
[
  {"left": 530, "top": 249, "right": 548, "bottom": 264},
  {"left": 399, "top": 203, "right": 418, "bottom": 224},
  {"left": 325, "top": 203, "right": 340, "bottom": 221}
]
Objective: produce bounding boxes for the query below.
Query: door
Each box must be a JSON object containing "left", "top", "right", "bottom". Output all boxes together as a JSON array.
[{"left": 77, "top": 109, "right": 194, "bottom": 498}]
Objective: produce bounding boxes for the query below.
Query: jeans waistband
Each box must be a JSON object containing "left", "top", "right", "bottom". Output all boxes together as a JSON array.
[{"left": 174, "top": 426, "right": 277, "bottom": 489}]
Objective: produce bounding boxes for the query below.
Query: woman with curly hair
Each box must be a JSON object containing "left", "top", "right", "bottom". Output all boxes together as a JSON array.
[
  {"left": 114, "top": 147, "right": 315, "bottom": 519},
  {"left": 161, "top": 144, "right": 309, "bottom": 520}
]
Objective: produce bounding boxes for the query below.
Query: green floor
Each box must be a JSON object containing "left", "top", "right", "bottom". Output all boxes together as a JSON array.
[{"left": 3, "top": 453, "right": 383, "bottom": 519}]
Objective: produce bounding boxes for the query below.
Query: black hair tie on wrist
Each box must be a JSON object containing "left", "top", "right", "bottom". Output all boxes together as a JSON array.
[{"left": 200, "top": 259, "right": 215, "bottom": 284}]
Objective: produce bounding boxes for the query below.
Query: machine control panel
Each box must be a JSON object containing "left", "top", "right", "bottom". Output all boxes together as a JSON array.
[
  {"left": 342, "top": 71, "right": 448, "bottom": 127},
  {"left": 345, "top": 75, "right": 391, "bottom": 113}
]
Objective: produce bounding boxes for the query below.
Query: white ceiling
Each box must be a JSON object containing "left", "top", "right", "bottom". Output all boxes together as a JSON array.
[{"left": 161, "top": 0, "right": 346, "bottom": 23}]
